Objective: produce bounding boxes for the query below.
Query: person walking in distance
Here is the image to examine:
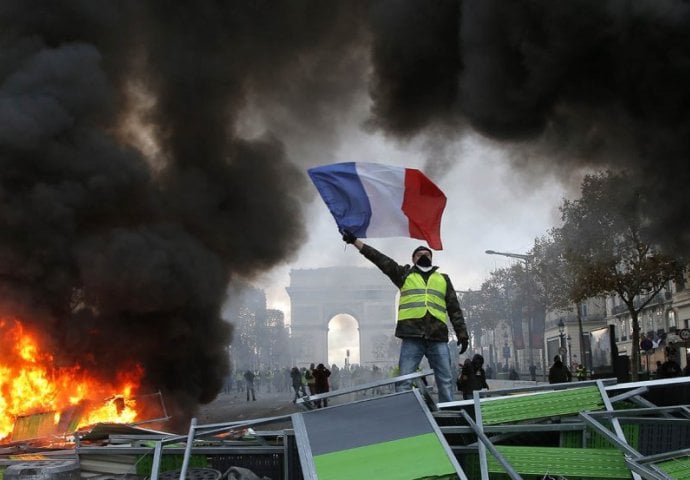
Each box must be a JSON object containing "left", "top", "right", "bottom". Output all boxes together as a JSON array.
[
  {"left": 548, "top": 355, "right": 572, "bottom": 384},
  {"left": 290, "top": 366, "right": 307, "bottom": 403},
  {"left": 244, "top": 369, "right": 257, "bottom": 401},
  {"left": 312, "top": 363, "right": 332, "bottom": 408},
  {"left": 305, "top": 363, "right": 316, "bottom": 395},
  {"left": 342, "top": 231, "right": 469, "bottom": 403},
  {"left": 456, "top": 358, "right": 472, "bottom": 400},
  {"left": 457, "top": 354, "right": 489, "bottom": 400}
]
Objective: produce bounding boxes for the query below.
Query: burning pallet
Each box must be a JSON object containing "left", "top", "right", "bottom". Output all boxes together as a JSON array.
[{"left": 3, "top": 392, "right": 169, "bottom": 446}]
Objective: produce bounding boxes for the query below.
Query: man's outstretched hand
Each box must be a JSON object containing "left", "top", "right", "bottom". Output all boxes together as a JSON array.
[
  {"left": 341, "top": 229, "right": 357, "bottom": 245},
  {"left": 457, "top": 328, "right": 469, "bottom": 354}
]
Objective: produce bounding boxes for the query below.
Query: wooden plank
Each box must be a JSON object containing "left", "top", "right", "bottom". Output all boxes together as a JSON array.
[{"left": 10, "top": 412, "right": 57, "bottom": 442}]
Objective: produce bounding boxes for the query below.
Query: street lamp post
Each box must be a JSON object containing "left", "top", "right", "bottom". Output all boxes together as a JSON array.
[
  {"left": 566, "top": 334, "right": 573, "bottom": 367},
  {"left": 488, "top": 328, "right": 495, "bottom": 373},
  {"left": 485, "top": 250, "right": 532, "bottom": 262},
  {"left": 503, "top": 337, "right": 510, "bottom": 370},
  {"left": 557, "top": 318, "right": 567, "bottom": 372},
  {"left": 486, "top": 249, "right": 535, "bottom": 375}
]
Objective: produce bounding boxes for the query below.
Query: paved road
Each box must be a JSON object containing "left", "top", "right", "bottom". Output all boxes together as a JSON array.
[
  {"left": 196, "top": 378, "right": 544, "bottom": 427},
  {"left": 197, "top": 391, "right": 302, "bottom": 426}
]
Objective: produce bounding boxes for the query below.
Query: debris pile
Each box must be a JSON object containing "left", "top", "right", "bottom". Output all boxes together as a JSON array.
[{"left": 0, "top": 375, "right": 688, "bottom": 479}]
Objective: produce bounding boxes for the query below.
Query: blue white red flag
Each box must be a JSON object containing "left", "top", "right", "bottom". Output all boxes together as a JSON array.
[{"left": 307, "top": 162, "right": 447, "bottom": 250}]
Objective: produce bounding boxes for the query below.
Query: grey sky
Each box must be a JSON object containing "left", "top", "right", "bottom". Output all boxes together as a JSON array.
[{"left": 255, "top": 129, "right": 575, "bottom": 320}]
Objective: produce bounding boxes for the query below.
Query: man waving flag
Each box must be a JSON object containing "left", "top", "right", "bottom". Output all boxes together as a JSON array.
[{"left": 307, "top": 162, "right": 447, "bottom": 250}]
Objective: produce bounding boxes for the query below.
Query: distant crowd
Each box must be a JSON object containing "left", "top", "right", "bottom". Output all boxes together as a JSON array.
[
  {"left": 226, "top": 361, "right": 484, "bottom": 404},
  {"left": 224, "top": 363, "right": 399, "bottom": 403},
  {"left": 227, "top": 353, "right": 690, "bottom": 406}
]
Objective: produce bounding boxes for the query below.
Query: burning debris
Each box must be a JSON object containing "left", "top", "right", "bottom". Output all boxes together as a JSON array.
[
  {"left": 0, "top": 319, "right": 144, "bottom": 442},
  {"left": 5, "top": 390, "right": 168, "bottom": 447},
  {"left": 0, "top": 369, "right": 688, "bottom": 479}
]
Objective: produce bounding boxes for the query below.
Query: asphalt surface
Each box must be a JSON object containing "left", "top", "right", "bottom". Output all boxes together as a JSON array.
[{"left": 197, "top": 390, "right": 302, "bottom": 426}]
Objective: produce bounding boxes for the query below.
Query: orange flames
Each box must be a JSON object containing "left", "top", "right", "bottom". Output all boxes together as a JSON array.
[{"left": 0, "top": 318, "right": 143, "bottom": 441}]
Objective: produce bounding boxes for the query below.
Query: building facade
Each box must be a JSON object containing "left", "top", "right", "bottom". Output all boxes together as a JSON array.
[{"left": 542, "top": 273, "right": 690, "bottom": 376}]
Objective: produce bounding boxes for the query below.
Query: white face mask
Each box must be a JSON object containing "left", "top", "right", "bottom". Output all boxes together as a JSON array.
[{"left": 416, "top": 265, "right": 433, "bottom": 272}]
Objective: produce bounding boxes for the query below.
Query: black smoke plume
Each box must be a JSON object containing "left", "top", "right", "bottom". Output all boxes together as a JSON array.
[
  {"left": 3, "top": 0, "right": 690, "bottom": 428},
  {"left": 367, "top": 0, "right": 690, "bottom": 252},
  {"left": 0, "top": 0, "right": 365, "bottom": 429}
]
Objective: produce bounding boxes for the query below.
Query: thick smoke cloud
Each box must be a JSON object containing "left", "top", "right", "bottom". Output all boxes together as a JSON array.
[
  {"left": 367, "top": 0, "right": 690, "bottom": 251},
  {"left": 2, "top": 0, "right": 690, "bottom": 428},
  {"left": 0, "top": 1, "right": 365, "bottom": 428},
  {"left": 367, "top": 0, "right": 462, "bottom": 135}
]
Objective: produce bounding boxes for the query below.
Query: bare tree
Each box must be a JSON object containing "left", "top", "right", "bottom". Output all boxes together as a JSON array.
[
  {"left": 466, "top": 267, "right": 530, "bottom": 369},
  {"left": 224, "top": 284, "right": 290, "bottom": 371}
]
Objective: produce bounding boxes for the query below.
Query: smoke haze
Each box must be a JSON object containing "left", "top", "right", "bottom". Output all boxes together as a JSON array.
[{"left": 2, "top": 0, "right": 690, "bottom": 427}]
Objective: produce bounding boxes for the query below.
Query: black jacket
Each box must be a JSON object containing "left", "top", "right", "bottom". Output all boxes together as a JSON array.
[
  {"left": 457, "top": 363, "right": 489, "bottom": 396},
  {"left": 548, "top": 361, "right": 572, "bottom": 384},
  {"left": 359, "top": 244, "right": 467, "bottom": 342}
]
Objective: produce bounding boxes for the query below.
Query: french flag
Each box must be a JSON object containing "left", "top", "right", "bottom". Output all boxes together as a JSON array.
[{"left": 308, "top": 162, "right": 447, "bottom": 250}]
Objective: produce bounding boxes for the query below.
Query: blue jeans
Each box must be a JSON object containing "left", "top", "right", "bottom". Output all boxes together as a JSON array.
[{"left": 397, "top": 338, "right": 453, "bottom": 403}]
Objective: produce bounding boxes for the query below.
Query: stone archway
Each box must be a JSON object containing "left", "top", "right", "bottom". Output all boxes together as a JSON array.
[
  {"left": 287, "top": 266, "right": 399, "bottom": 368},
  {"left": 327, "top": 314, "right": 360, "bottom": 366}
]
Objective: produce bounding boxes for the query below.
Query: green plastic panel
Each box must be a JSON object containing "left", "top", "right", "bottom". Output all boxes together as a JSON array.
[
  {"left": 313, "top": 432, "right": 456, "bottom": 480},
  {"left": 655, "top": 455, "right": 690, "bottom": 480},
  {"left": 480, "top": 386, "right": 605, "bottom": 425},
  {"left": 489, "top": 446, "right": 629, "bottom": 479}
]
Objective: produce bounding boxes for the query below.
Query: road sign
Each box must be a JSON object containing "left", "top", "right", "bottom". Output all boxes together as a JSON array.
[
  {"left": 679, "top": 329, "right": 690, "bottom": 341},
  {"left": 558, "top": 346, "right": 567, "bottom": 356}
]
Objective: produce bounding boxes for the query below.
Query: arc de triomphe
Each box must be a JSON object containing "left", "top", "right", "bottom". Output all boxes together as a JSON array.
[{"left": 287, "top": 266, "right": 399, "bottom": 368}]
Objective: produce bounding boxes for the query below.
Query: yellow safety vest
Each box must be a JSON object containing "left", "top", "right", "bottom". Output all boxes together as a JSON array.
[{"left": 398, "top": 271, "right": 448, "bottom": 323}]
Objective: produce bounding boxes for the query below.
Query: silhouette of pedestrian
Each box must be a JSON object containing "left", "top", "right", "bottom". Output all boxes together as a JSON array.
[
  {"left": 244, "top": 370, "right": 256, "bottom": 401},
  {"left": 548, "top": 356, "right": 572, "bottom": 384},
  {"left": 457, "top": 355, "right": 489, "bottom": 400},
  {"left": 290, "top": 366, "right": 307, "bottom": 402},
  {"left": 312, "top": 363, "right": 332, "bottom": 408}
]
